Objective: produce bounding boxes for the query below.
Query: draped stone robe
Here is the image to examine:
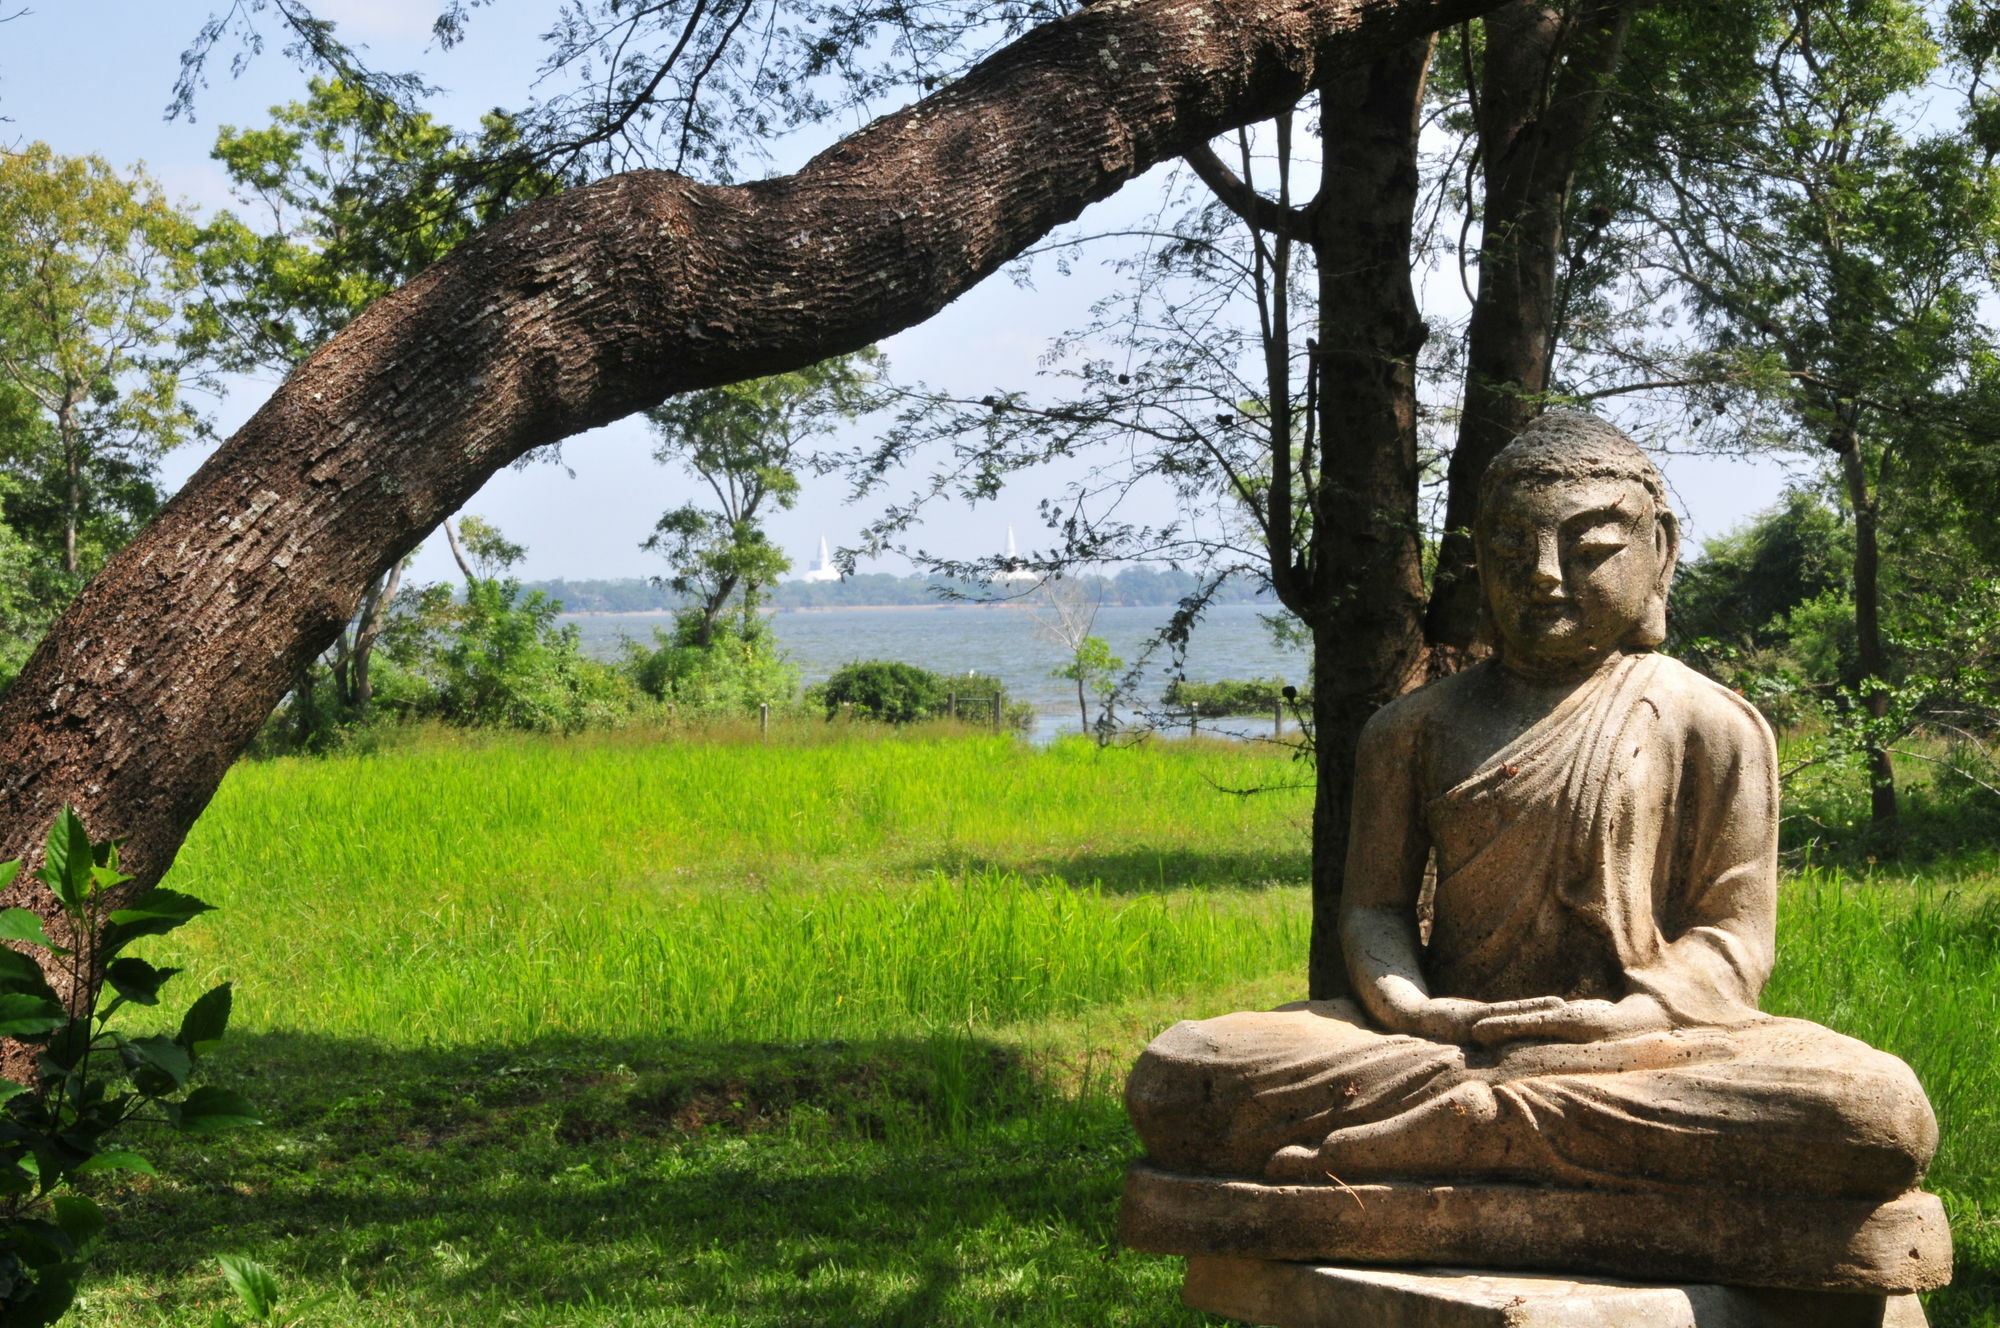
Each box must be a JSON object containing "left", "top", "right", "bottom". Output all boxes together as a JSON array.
[{"left": 1126, "top": 653, "right": 1937, "bottom": 1200}]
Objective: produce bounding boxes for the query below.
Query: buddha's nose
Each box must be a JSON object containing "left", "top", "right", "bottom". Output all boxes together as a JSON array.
[{"left": 1531, "top": 534, "right": 1564, "bottom": 592}]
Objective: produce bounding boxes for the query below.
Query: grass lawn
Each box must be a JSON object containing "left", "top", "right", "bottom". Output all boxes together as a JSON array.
[{"left": 49, "top": 722, "right": 2000, "bottom": 1326}]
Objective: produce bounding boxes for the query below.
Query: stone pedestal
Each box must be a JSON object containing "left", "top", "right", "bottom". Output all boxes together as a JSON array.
[
  {"left": 1183, "top": 1257, "right": 1929, "bottom": 1328},
  {"left": 1121, "top": 1164, "right": 1953, "bottom": 1293}
]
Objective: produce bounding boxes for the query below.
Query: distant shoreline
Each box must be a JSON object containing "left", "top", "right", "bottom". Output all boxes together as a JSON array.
[{"left": 557, "top": 601, "right": 1045, "bottom": 618}]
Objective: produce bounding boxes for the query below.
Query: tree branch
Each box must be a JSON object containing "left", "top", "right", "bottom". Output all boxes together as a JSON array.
[{"left": 1183, "top": 141, "right": 1314, "bottom": 241}]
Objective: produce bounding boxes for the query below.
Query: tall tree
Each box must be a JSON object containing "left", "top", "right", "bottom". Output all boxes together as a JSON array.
[
  {"left": 1615, "top": 0, "right": 2000, "bottom": 838},
  {"left": 644, "top": 350, "right": 881, "bottom": 645},
  {"left": 0, "top": 146, "right": 209, "bottom": 580}
]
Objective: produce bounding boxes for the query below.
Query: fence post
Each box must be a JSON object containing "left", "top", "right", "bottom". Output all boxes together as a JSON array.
[
  {"left": 1274, "top": 701, "right": 1284, "bottom": 737},
  {"left": 948, "top": 692, "right": 958, "bottom": 721},
  {"left": 992, "top": 697, "right": 1002, "bottom": 734},
  {"left": 760, "top": 702, "right": 770, "bottom": 735}
]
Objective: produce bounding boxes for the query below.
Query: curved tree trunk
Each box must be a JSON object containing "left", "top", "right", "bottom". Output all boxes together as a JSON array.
[{"left": 0, "top": 0, "right": 1511, "bottom": 953}]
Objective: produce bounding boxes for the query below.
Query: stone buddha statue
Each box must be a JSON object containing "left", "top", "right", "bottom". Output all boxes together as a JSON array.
[{"left": 1120, "top": 414, "right": 1948, "bottom": 1300}]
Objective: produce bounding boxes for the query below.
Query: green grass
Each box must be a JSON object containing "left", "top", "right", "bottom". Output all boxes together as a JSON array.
[
  {"left": 43, "top": 723, "right": 2000, "bottom": 1326},
  {"left": 153, "top": 727, "right": 1311, "bottom": 1046}
]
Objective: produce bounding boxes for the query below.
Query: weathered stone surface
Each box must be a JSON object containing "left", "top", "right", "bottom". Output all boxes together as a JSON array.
[
  {"left": 1180, "top": 1256, "right": 1930, "bottom": 1328},
  {"left": 1121, "top": 1166, "right": 1953, "bottom": 1294},
  {"left": 1120, "top": 416, "right": 1949, "bottom": 1294}
]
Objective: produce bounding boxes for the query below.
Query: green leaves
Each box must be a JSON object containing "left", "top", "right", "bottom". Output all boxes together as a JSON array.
[
  {"left": 105, "top": 957, "right": 181, "bottom": 1009},
  {"left": 0, "top": 809, "right": 248, "bottom": 1323},
  {"left": 119, "top": 1034, "right": 192, "bottom": 1096},
  {"left": 171, "top": 1086, "right": 260, "bottom": 1133},
  {"left": 217, "top": 1254, "right": 282, "bottom": 1321},
  {"left": 179, "top": 983, "right": 233, "bottom": 1058},
  {"left": 0, "top": 994, "right": 65, "bottom": 1039},
  {"left": 103, "top": 887, "right": 215, "bottom": 954},
  {"left": 0, "top": 909, "right": 61, "bottom": 954},
  {"left": 36, "top": 807, "right": 93, "bottom": 915}
]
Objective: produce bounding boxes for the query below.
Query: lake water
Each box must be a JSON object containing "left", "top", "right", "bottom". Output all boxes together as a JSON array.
[{"left": 562, "top": 602, "right": 1309, "bottom": 741}]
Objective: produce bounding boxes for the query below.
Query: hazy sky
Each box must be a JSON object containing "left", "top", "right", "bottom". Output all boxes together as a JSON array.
[{"left": 0, "top": 1, "right": 1803, "bottom": 589}]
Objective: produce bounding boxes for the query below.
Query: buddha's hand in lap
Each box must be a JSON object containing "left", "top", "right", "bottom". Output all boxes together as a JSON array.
[
  {"left": 1382, "top": 995, "right": 1570, "bottom": 1044},
  {"left": 1467, "top": 993, "right": 1673, "bottom": 1046}
]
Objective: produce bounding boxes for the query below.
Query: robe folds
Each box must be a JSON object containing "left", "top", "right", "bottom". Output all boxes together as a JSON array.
[{"left": 1126, "top": 653, "right": 1937, "bottom": 1200}]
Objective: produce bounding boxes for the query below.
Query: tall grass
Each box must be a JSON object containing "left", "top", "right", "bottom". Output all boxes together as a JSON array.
[
  {"left": 153, "top": 729, "right": 1311, "bottom": 1046},
  {"left": 1768, "top": 870, "right": 2000, "bottom": 1200}
]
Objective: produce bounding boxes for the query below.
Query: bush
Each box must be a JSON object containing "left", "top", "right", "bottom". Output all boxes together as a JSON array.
[
  {"left": 1164, "top": 677, "right": 1303, "bottom": 718},
  {"left": 812, "top": 660, "right": 946, "bottom": 724},
  {"left": 389, "top": 579, "right": 637, "bottom": 733},
  {"left": 621, "top": 611, "right": 799, "bottom": 716},
  {"left": 809, "top": 661, "right": 1030, "bottom": 728}
]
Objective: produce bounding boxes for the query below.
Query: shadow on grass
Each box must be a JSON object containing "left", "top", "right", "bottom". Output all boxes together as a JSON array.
[
  {"left": 913, "top": 845, "right": 1309, "bottom": 894},
  {"left": 79, "top": 1030, "right": 1998, "bottom": 1327},
  {"left": 83, "top": 1030, "right": 1206, "bottom": 1326}
]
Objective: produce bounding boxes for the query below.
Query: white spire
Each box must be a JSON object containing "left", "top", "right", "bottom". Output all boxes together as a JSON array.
[
  {"left": 801, "top": 533, "right": 842, "bottom": 582},
  {"left": 996, "top": 523, "right": 1038, "bottom": 583}
]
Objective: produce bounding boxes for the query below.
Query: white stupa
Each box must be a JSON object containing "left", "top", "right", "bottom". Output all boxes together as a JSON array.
[
  {"left": 801, "top": 534, "right": 842, "bottom": 583},
  {"left": 995, "top": 524, "right": 1040, "bottom": 584}
]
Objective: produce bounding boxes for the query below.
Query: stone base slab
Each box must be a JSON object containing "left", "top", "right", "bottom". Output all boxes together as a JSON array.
[
  {"left": 1121, "top": 1164, "right": 1952, "bottom": 1294},
  {"left": 1181, "top": 1257, "right": 1928, "bottom": 1328}
]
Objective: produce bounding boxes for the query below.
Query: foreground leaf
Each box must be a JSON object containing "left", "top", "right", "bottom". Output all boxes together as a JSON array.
[
  {"left": 38, "top": 808, "right": 93, "bottom": 915},
  {"left": 0, "top": 992, "right": 66, "bottom": 1038},
  {"left": 106, "top": 956, "right": 182, "bottom": 1008},
  {"left": 74, "top": 1150, "right": 156, "bottom": 1176},
  {"left": 0, "top": 907, "right": 63, "bottom": 954},
  {"left": 218, "top": 1253, "right": 281, "bottom": 1319},
  {"left": 179, "top": 982, "right": 232, "bottom": 1058},
  {"left": 173, "top": 1085, "right": 260, "bottom": 1132}
]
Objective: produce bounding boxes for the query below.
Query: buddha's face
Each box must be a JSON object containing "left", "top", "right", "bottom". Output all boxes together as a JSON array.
[{"left": 1476, "top": 474, "right": 1672, "bottom": 679}]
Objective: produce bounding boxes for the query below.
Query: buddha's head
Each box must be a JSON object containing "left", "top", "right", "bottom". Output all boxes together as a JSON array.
[{"left": 1473, "top": 414, "right": 1679, "bottom": 680}]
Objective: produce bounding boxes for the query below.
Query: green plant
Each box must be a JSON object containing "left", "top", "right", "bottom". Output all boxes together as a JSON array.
[
  {"left": 621, "top": 613, "right": 800, "bottom": 717},
  {"left": 0, "top": 808, "right": 253, "bottom": 1325},
  {"left": 212, "top": 1253, "right": 284, "bottom": 1327},
  {"left": 1163, "top": 677, "right": 1304, "bottom": 718},
  {"left": 1051, "top": 636, "right": 1123, "bottom": 741},
  {"left": 811, "top": 660, "right": 947, "bottom": 724}
]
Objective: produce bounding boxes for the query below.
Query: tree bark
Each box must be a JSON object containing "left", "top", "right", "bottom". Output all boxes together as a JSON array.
[
  {"left": 1423, "top": 0, "right": 1635, "bottom": 657},
  {"left": 1295, "top": 39, "right": 1434, "bottom": 998},
  {"left": 1833, "top": 419, "right": 1898, "bottom": 840},
  {"left": 0, "top": 0, "right": 1515, "bottom": 946}
]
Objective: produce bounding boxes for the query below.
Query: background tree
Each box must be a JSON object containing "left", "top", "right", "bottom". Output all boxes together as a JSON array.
[
  {"left": 644, "top": 349, "right": 882, "bottom": 647},
  {"left": 203, "top": 78, "right": 554, "bottom": 371},
  {"left": 0, "top": 145, "right": 209, "bottom": 587},
  {"left": 1609, "top": 0, "right": 2000, "bottom": 839},
  {"left": 1030, "top": 576, "right": 1124, "bottom": 737}
]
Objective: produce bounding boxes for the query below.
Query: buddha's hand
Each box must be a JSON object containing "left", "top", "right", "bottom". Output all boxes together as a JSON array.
[
  {"left": 1467, "top": 993, "right": 1672, "bottom": 1046},
  {"left": 1389, "top": 995, "right": 1568, "bottom": 1043}
]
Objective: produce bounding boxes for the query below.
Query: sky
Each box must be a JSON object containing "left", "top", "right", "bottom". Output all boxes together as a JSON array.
[{"left": 0, "top": 1, "right": 1800, "bottom": 589}]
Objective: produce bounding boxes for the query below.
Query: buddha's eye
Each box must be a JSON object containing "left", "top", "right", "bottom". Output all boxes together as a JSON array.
[{"left": 1565, "top": 521, "right": 1629, "bottom": 564}]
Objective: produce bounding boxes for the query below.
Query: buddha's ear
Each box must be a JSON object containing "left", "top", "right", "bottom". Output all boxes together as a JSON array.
[{"left": 1636, "top": 505, "right": 1681, "bottom": 648}]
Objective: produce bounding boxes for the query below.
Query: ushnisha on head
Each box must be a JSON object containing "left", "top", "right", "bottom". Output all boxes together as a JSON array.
[{"left": 1473, "top": 414, "right": 1680, "bottom": 680}]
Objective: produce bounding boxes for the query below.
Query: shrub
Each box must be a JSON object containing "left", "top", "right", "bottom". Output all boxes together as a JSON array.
[
  {"left": 812, "top": 660, "right": 947, "bottom": 724},
  {"left": 621, "top": 611, "right": 799, "bottom": 717},
  {"left": 1164, "top": 677, "right": 1304, "bottom": 718},
  {"left": 0, "top": 809, "right": 251, "bottom": 1324}
]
